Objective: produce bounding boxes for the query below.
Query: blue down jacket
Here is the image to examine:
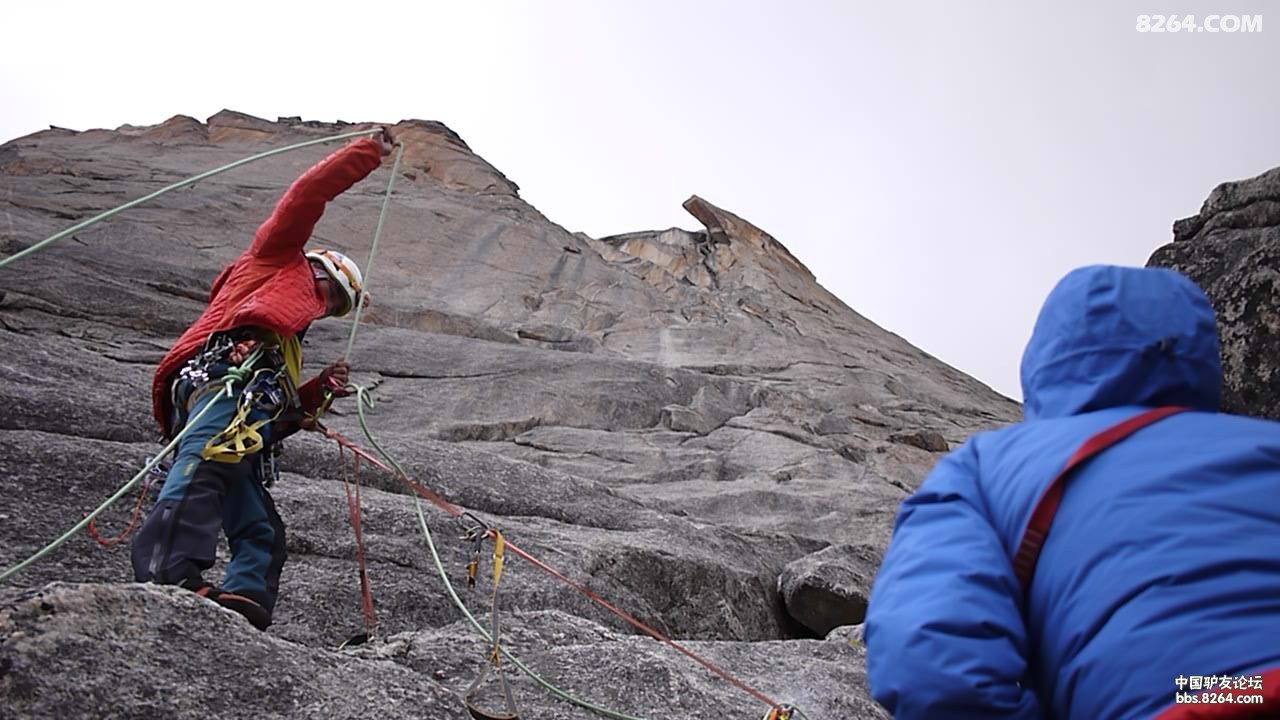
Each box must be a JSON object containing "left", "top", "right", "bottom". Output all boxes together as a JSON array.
[{"left": 865, "top": 265, "right": 1280, "bottom": 719}]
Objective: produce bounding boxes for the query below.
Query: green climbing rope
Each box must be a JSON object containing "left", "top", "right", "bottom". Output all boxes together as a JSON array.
[
  {"left": 351, "top": 387, "right": 649, "bottom": 720},
  {"left": 344, "top": 142, "right": 404, "bottom": 361},
  {"left": 0, "top": 350, "right": 263, "bottom": 583},
  {"left": 0, "top": 128, "right": 382, "bottom": 270}
]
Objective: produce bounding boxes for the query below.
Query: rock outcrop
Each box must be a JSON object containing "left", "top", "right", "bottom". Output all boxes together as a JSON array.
[
  {"left": 1148, "top": 166, "right": 1280, "bottom": 420},
  {"left": 779, "top": 544, "right": 881, "bottom": 637},
  {"left": 0, "top": 111, "right": 1020, "bottom": 718}
]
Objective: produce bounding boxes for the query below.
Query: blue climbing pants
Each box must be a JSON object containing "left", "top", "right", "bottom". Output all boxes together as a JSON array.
[{"left": 131, "top": 390, "right": 286, "bottom": 614}]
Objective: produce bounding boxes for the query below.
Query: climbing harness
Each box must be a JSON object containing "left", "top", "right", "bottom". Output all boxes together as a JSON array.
[
  {"left": 463, "top": 527, "right": 520, "bottom": 720},
  {"left": 200, "top": 368, "right": 287, "bottom": 462},
  {"left": 169, "top": 329, "right": 304, "bottom": 465},
  {"left": 763, "top": 706, "right": 796, "bottom": 720}
]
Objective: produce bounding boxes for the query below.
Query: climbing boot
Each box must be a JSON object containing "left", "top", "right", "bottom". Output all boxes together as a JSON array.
[{"left": 193, "top": 586, "right": 272, "bottom": 631}]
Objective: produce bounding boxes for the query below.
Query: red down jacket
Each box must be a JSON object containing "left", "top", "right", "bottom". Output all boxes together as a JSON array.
[{"left": 151, "top": 138, "right": 383, "bottom": 434}]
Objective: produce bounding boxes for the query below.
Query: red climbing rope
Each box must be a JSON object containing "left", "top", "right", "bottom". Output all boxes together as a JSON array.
[
  {"left": 86, "top": 474, "right": 155, "bottom": 547},
  {"left": 323, "top": 428, "right": 786, "bottom": 712},
  {"left": 337, "top": 444, "right": 378, "bottom": 638},
  {"left": 327, "top": 429, "right": 463, "bottom": 518}
]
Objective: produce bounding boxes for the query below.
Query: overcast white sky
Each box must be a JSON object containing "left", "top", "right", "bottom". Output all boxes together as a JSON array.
[{"left": 4, "top": 1, "right": 1278, "bottom": 400}]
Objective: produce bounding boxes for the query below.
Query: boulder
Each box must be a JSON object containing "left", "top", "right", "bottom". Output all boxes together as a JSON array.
[{"left": 778, "top": 544, "right": 882, "bottom": 637}]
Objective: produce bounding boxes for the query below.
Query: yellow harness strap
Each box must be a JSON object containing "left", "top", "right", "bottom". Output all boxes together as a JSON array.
[
  {"left": 491, "top": 530, "right": 505, "bottom": 590},
  {"left": 276, "top": 333, "right": 302, "bottom": 388},
  {"left": 200, "top": 333, "right": 301, "bottom": 463},
  {"left": 201, "top": 370, "right": 273, "bottom": 463}
]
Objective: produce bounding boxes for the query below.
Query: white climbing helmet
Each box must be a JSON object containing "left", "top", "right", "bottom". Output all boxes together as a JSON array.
[{"left": 305, "top": 249, "right": 363, "bottom": 317}]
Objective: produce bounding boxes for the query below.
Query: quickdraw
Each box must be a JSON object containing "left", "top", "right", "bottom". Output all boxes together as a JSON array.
[
  {"left": 170, "top": 334, "right": 237, "bottom": 432},
  {"left": 463, "top": 525, "right": 519, "bottom": 720},
  {"left": 255, "top": 442, "right": 282, "bottom": 489},
  {"left": 763, "top": 705, "right": 796, "bottom": 720},
  {"left": 176, "top": 334, "right": 235, "bottom": 386},
  {"left": 458, "top": 512, "right": 490, "bottom": 589}
]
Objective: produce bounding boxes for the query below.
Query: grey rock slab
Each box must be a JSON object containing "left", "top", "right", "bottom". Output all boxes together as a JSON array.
[
  {"left": 265, "top": 466, "right": 817, "bottom": 643},
  {"left": 358, "top": 609, "right": 889, "bottom": 720},
  {"left": 0, "top": 326, "right": 156, "bottom": 443},
  {"left": 330, "top": 324, "right": 763, "bottom": 440},
  {"left": 0, "top": 582, "right": 461, "bottom": 720}
]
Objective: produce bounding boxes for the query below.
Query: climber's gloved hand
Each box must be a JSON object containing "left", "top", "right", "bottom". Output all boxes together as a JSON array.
[
  {"left": 374, "top": 127, "right": 394, "bottom": 156},
  {"left": 319, "top": 359, "right": 353, "bottom": 397},
  {"left": 227, "top": 339, "right": 260, "bottom": 365}
]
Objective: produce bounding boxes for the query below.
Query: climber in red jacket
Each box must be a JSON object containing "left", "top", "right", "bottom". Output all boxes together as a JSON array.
[{"left": 131, "top": 129, "right": 394, "bottom": 630}]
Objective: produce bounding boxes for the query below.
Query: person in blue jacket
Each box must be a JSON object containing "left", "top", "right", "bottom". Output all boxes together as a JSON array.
[{"left": 864, "top": 264, "right": 1280, "bottom": 719}]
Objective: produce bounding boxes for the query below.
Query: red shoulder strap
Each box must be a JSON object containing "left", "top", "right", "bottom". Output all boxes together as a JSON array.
[{"left": 1013, "top": 406, "right": 1189, "bottom": 594}]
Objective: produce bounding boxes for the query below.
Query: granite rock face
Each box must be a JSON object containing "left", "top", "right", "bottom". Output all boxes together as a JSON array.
[
  {"left": 0, "top": 111, "right": 1020, "bottom": 718},
  {"left": 1148, "top": 166, "right": 1280, "bottom": 420},
  {"left": 0, "top": 583, "right": 888, "bottom": 720}
]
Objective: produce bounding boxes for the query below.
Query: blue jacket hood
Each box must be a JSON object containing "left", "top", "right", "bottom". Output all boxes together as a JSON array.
[{"left": 1020, "top": 265, "right": 1222, "bottom": 420}]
